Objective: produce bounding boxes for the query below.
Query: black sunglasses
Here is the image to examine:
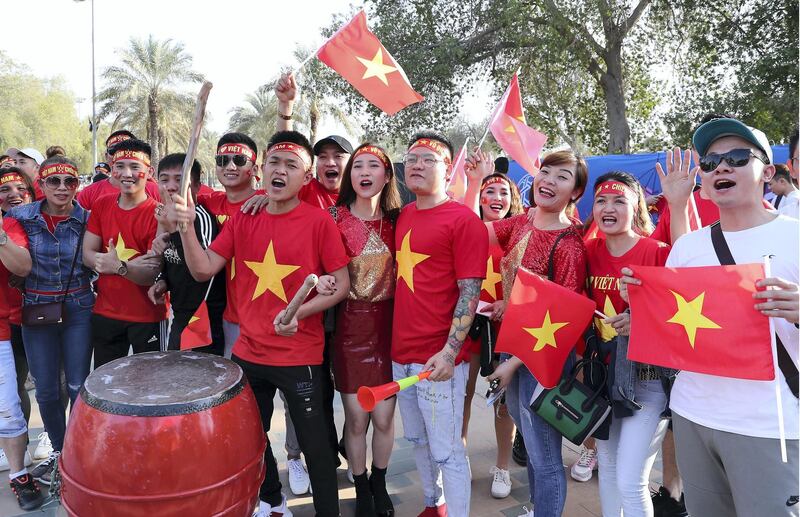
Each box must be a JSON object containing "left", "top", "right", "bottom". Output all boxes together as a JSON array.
[
  {"left": 215, "top": 154, "right": 250, "bottom": 168},
  {"left": 698, "top": 148, "right": 769, "bottom": 172},
  {"left": 44, "top": 176, "right": 80, "bottom": 190}
]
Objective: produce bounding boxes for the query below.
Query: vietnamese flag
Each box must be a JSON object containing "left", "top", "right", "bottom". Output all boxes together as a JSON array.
[
  {"left": 488, "top": 73, "right": 547, "bottom": 176},
  {"left": 446, "top": 140, "right": 469, "bottom": 202},
  {"left": 317, "top": 10, "right": 424, "bottom": 115},
  {"left": 496, "top": 269, "right": 595, "bottom": 388},
  {"left": 180, "top": 301, "right": 212, "bottom": 350},
  {"left": 627, "top": 264, "right": 773, "bottom": 380}
]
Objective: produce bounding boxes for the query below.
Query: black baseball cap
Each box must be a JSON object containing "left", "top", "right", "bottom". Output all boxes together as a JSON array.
[
  {"left": 95, "top": 162, "right": 111, "bottom": 173},
  {"left": 313, "top": 135, "right": 353, "bottom": 155}
]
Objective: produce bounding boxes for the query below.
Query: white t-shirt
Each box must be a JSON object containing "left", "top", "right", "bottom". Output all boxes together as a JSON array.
[
  {"left": 777, "top": 190, "right": 800, "bottom": 220},
  {"left": 667, "top": 215, "right": 799, "bottom": 439}
]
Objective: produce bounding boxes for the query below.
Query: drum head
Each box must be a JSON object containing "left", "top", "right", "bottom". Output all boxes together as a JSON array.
[{"left": 81, "top": 352, "right": 245, "bottom": 416}]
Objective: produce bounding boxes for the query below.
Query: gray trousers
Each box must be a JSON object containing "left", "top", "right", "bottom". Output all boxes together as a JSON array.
[
  {"left": 673, "top": 412, "right": 799, "bottom": 517},
  {"left": 223, "top": 319, "right": 301, "bottom": 458}
]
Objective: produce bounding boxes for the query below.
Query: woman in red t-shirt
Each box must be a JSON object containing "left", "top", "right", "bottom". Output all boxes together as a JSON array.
[
  {"left": 318, "top": 143, "right": 401, "bottom": 517},
  {"left": 584, "top": 171, "right": 673, "bottom": 517}
]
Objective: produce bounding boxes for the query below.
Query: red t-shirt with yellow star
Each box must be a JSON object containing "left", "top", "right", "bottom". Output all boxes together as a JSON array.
[
  {"left": 87, "top": 194, "right": 166, "bottom": 323},
  {"left": 299, "top": 178, "right": 338, "bottom": 209},
  {"left": 391, "top": 200, "right": 488, "bottom": 365},
  {"left": 198, "top": 189, "right": 265, "bottom": 324},
  {"left": 77, "top": 177, "right": 161, "bottom": 210},
  {"left": 466, "top": 244, "right": 503, "bottom": 354},
  {"left": 585, "top": 237, "right": 670, "bottom": 341},
  {"left": 0, "top": 218, "right": 27, "bottom": 339},
  {"left": 209, "top": 202, "right": 349, "bottom": 366}
]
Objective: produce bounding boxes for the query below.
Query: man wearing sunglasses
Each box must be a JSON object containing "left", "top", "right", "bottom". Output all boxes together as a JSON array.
[
  {"left": 83, "top": 139, "right": 165, "bottom": 367},
  {"left": 77, "top": 130, "right": 160, "bottom": 210},
  {"left": 196, "top": 133, "right": 264, "bottom": 359},
  {"left": 624, "top": 118, "right": 799, "bottom": 517}
]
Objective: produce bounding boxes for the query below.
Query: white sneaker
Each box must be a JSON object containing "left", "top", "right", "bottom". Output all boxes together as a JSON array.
[
  {"left": 570, "top": 446, "right": 598, "bottom": 482},
  {"left": 0, "top": 449, "right": 33, "bottom": 471},
  {"left": 33, "top": 432, "right": 52, "bottom": 460},
  {"left": 519, "top": 506, "right": 534, "bottom": 516},
  {"left": 489, "top": 465, "right": 512, "bottom": 498},
  {"left": 253, "top": 495, "right": 293, "bottom": 517},
  {"left": 286, "top": 458, "right": 310, "bottom": 495}
]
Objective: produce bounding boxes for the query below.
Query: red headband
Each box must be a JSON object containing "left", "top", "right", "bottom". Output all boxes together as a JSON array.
[
  {"left": 354, "top": 146, "right": 392, "bottom": 169},
  {"left": 409, "top": 138, "right": 452, "bottom": 164},
  {"left": 481, "top": 176, "right": 509, "bottom": 193},
  {"left": 113, "top": 149, "right": 151, "bottom": 168},
  {"left": 0, "top": 157, "right": 13, "bottom": 167},
  {"left": 595, "top": 180, "right": 635, "bottom": 200},
  {"left": 267, "top": 142, "right": 312, "bottom": 169},
  {"left": 217, "top": 143, "right": 256, "bottom": 163},
  {"left": 39, "top": 163, "right": 79, "bottom": 178},
  {"left": 0, "top": 173, "right": 25, "bottom": 185},
  {"left": 106, "top": 134, "right": 132, "bottom": 148}
]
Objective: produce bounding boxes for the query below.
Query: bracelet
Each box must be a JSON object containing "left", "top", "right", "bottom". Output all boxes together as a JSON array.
[{"left": 279, "top": 113, "right": 292, "bottom": 120}]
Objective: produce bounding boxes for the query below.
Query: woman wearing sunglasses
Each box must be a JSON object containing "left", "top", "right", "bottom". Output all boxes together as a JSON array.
[{"left": 6, "top": 156, "right": 93, "bottom": 485}]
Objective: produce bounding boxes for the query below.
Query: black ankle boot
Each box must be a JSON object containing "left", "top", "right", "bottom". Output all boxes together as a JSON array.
[
  {"left": 354, "top": 472, "right": 376, "bottom": 517},
  {"left": 369, "top": 465, "right": 394, "bottom": 517}
]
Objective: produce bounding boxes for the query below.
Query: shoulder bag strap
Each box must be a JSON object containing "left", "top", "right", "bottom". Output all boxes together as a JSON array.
[
  {"left": 710, "top": 221, "right": 798, "bottom": 397},
  {"left": 61, "top": 211, "right": 87, "bottom": 299},
  {"left": 547, "top": 230, "right": 570, "bottom": 281}
]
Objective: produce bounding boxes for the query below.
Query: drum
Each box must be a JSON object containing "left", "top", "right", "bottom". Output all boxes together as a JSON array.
[{"left": 59, "top": 351, "right": 265, "bottom": 517}]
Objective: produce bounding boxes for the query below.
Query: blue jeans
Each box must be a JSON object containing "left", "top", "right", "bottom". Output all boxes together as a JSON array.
[
  {"left": 23, "top": 290, "right": 94, "bottom": 451},
  {"left": 0, "top": 340, "right": 26, "bottom": 438},
  {"left": 393, "top": 361, "right": 470, "bottom": 515},
  {"left": 506, "top": 362, "right": 566, "bottom": 517}
]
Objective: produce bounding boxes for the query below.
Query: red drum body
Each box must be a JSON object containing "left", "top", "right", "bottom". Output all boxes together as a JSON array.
[{"left": 60, "top": 352, "right": 266, "bottom": 517}]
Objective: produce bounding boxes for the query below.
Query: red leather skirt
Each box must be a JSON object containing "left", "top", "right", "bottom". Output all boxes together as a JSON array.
[{"left": 332, "top": 299, "right": 393, "bottom": 394}]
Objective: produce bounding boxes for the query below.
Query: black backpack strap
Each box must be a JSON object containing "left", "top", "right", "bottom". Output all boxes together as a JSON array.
[
  {"left": 710, "top": 221, "right": 799, "bottom": 397},
  {"left": 775, "top": 194, "right": 783, "bottom": 209},
  {"left": 547, "top": 230, "right": 570, "bottom": 281}
]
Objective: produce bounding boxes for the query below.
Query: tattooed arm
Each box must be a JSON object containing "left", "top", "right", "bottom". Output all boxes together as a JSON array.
[{"left": 423, "top": 278, "right": 482, "bottom": 381}]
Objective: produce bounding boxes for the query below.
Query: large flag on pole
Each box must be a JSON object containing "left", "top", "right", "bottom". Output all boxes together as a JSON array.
[
  {"left": 627, "top": 264, "right": 773, "bottom": 380},
  {"left": 317, "top": 10, "right": 424, "bottom": 115},
  {"left": 488, "top": 73, "right": 547, "bottom": 176},
  {"left": 495, "top": 269, "right": 595, "bottom": 388},
  {"left": 446, "top": 138, "right": 469, "bottom": 202}
]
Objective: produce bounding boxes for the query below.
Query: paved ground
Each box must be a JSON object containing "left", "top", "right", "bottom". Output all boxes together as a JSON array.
[{"left": 0, "top": 376, "right": 665, "bottom": 516}]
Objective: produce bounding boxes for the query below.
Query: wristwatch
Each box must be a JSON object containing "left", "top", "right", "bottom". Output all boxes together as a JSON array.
[
  {"left": 279, "top": 112, "right": 292, "bottom": 120},
  {"left": 116, "top": 260, "right": 128, "bottom": 276},
  {"left": 0, "top": 232, "right": 8, "bottom": 246}
]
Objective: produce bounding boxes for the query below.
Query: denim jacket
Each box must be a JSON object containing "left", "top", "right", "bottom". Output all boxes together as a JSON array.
[{"left": 9, "top": 201, "right": 93, "bottom": 303}]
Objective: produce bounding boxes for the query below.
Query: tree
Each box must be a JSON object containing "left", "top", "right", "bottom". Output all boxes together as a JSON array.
[
  {"left": 0, "top": 51, "right": 92, "bottom": 172},
  {"left": 97, "top": 36, "right": 204, "bottom": 167}
]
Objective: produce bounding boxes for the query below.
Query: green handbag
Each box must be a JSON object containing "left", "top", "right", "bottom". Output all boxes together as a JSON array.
[{"left": 531, "top": 359, "right": 611, "bottom": 445}]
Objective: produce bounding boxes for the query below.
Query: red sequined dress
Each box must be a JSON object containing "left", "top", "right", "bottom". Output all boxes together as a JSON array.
[{"left": 329, "top": 206, "right": 396, "bottom": 393}]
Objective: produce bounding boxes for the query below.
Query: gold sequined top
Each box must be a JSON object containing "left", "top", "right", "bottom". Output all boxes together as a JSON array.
[{"left": 330, "top": 206, "right": 395, "bottom": 302}]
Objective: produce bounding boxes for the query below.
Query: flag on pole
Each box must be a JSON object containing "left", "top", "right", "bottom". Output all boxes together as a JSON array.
[
  {"left": 446, "top": 139, "right": 469, "bottom": 202},
  {"left": 488, "top": 73, "right": 547, "bottom": 176},
  {"left": 496, "top": 269, "right": 595, "bottom": 388},
  {"left": 627, "top": 263, "right": 773, "bottom": 380},
  {"left": 316, "top": 10, "right": 424, "bottom": 115},
  {"left": 180, "top": 300, "right": 212, "bottom": 350}
]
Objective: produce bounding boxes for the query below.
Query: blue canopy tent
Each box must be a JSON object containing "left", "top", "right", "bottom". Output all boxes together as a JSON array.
[{"left": 507, "top": 144, "right": 789, "bottom": 221}]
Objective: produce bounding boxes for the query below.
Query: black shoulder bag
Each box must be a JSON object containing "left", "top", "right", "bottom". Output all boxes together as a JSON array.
[
  {"left": 22, "top": 213, "right": 87, "bottom": 326},
  {"left": 709, "top": 221, "right": 799, "bottom": 398}
]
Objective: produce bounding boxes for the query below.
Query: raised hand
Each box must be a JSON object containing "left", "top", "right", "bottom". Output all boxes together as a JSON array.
[
  {"left": 657, "top": 147, "right": 698, "bottom": 207},
  {"left": 165, "top": 193, "right": 196, "bottom": 232},
  {"left": 275, "top": 72, "right": 297, "bottom": 105},
  {"left": 464, "top": 147, "right": 494, "bottom": 184}
]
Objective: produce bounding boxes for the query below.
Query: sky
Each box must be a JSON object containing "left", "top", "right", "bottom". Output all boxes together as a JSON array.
[{"left": 2, "top": 0, "right": 493, "bottom": 143}]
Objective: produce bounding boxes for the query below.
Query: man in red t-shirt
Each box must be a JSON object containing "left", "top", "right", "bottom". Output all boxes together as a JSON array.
[
  {"left": 168, "top": 130, "right": 350, "bottom": 517},
  {"left": 392, "top": 131, "right": 487, "bottom": 516},
  {"left": 82, "top": 139, "right": 165, "bottom": 367}
]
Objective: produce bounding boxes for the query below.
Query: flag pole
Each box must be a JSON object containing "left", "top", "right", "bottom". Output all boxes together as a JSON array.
[
  {"left": 763, "top": 254, "right": 788, "bottom": 463},
  {"left": 447, "top": 136, "right": 470, "bottom": 190},
  {"left": 290, "top": 52, "right": 317, "bottom": 76}
]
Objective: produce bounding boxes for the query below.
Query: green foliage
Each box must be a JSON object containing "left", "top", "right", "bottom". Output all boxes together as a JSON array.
[{"left": 0, "top": 52, "right": 92, "bottom": 172}]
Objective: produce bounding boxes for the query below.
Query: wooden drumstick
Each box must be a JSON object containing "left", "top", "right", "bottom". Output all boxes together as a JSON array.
[
  {"left": 178, "top": 81, "right": 213, "bottom": 233},
  {"left": 280, "top": 274, "right": 319, "bottom": 325}
]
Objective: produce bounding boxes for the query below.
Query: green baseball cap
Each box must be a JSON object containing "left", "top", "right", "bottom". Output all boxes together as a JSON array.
[{"left": 692, "top": 118, "right": 772, "bottom": 164}]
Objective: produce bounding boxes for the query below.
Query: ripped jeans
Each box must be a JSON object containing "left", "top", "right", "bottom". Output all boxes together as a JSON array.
[
  {"left": 393, "top": 361, "right": 470, "bottom": 516},
  {"left": 0, "top": 340, "right": 26, "bottom": 438}
]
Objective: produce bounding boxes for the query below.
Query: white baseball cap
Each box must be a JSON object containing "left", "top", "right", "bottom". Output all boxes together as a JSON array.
[{"left": 17, "top": 148, "right": 45, "bottom": 165}]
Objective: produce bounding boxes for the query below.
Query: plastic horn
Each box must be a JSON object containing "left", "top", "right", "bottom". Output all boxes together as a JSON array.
[
  {"left": 177, "top": 81, "right": 213, "bottom": 233},
  {"left": 280, "top": 274, "right": 318, "bottom": 325},
  {"left": 357, "top": 371, "right": 432, "bottom": 412}
]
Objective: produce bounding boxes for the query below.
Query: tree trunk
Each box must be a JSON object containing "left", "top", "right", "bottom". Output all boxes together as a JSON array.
[
  {"left": 147, "top": 91, "right": 160, "bottom": 168},
  {"left": 599, "top": 45, "right": 631, "bottom": 154}
]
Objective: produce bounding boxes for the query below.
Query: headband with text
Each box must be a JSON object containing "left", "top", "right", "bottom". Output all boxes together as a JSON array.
[
  {"left": 481, "top": 175, "right": 510, "bottom": 192},
  {"left": 0, "top": 173, "right": 26, "bottom": 185},
  {"left": 266, "top": 142, "right": 312, "bottom": 169},
  {"left": 409, "top": 138, "right": 452, "bottom": 164},
  {"left": 354, "top": 145, "right": 392, "bottom": 169},
  {"left": 106, "top": 133, "right": 133, "bottom": 149},
  {"left": 217, "top": 143, "right": 256, "bottom": 163},
  {"left": 112, "top": 149, "right": 151, "bottom": 168},
  {"left": 594, "top": 180, "right": 636, "bottom": 201},
  {"left": 39, "top": 163, "right": 79, "bottom": 179}
]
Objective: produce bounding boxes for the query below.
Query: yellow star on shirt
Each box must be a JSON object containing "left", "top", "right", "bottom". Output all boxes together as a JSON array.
[
  {"left": 596, "top": 295, "right": 619, "bottom": 341},
  {"left": 396, "top": 229, "right": 430, "bottom": 293},
  {"left": 666, "top": 290, "right": 721, "bottom": 348},
  {"left": 356, "top": 48, "right": 398, "bottom": 86},
  {"left": 244, "top": 241, "right": 300, "bottom": 302},
  {"left": 481, "top": 257, "right": 502, "bottom": 301},
  {"left": 114, "top": 233, "right": 139, "bottom": 261},
  {"left": 524, "top": 311, "right": 570, "bottom": 352}
]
